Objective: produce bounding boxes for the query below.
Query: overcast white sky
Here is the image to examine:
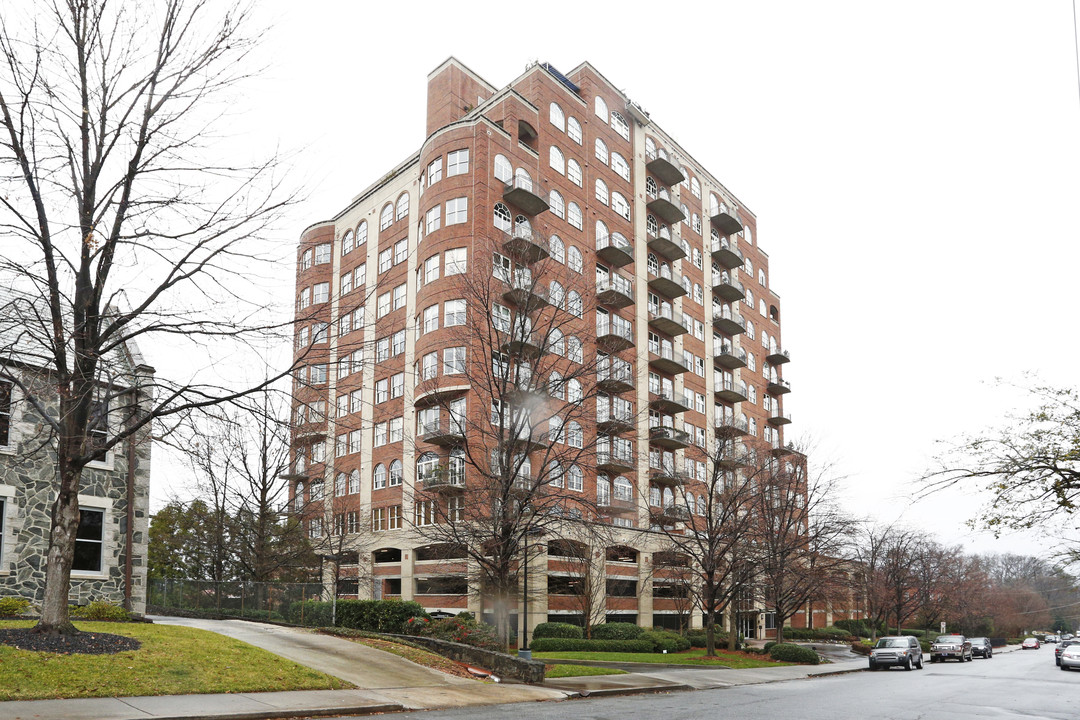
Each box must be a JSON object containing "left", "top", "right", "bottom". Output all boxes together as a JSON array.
[{"left": 151, "top": 0, "right": 1080, "bottom": 559}]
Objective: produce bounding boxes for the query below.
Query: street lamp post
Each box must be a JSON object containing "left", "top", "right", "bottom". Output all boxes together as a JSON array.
[{"left": 519, "top": 531, "right": 531, "bottom": 659}]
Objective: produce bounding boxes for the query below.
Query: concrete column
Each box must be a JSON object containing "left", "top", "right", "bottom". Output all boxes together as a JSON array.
[
  {"left": 637, "top": 552, "right": 653, "bottom": 628},
  {"left": 400, "top": 546, "right": 415, "bottom": 601}
]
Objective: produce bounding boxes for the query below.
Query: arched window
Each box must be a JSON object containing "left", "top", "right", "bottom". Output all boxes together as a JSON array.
[
  {"left": 745, "top": 258, "right": 754, "bottom": 276},
  {"left": 549, "top": 281, "right": 564, "bottom": 308},
  {"left": 594, "top": 96, "right": 608, "bottom": 121},
  {"left": 389, "top": 459, "right": 403, "bottom": 486},
  {"left": 494, "top": 154, "right": 512, "bottom": 183},
  {"left": 566, "top": 378, "right": 582, "bottom": 402},
  {"left": 356, "top": 220, "right": 368, "bottom": 246},
  {"left": 450, "top": 447, "right": 465, "bottom": 478},
  {"left": 373, "top": 463, "right": 387, "bottom": 489},
  {"left": 514, "top": 167, "right": 533, "bottom": 191},
  {"left": 567, "top": 116, "right": 582, "bottom": 144},
  {"left": 596, "top": 220, "right": 609, "bottom": 243},
  {"left": 646, "top": 214, "right": 658, "bottom": 236},
  {"left": 567, "top": 290, "right": 583, "bottom": 317},
  {"left": 549, "top": 234, "right": 565, "bottom": 263},
  {"left": 566, "top": 158, "right": 582, "bottom": 186},
  {"left": 746, "top": 319, "right": 755, "bottom": 340},
  {"left": 612, "top": 192, "right": 630, "bottom": 220},
  {"left": 759, "top": 269, "right": 767, "bottom": 287},
  {"left": 514, "top": 215, "right": 531, "bottom": 238},
  {"left": 549, "top": 327, "right": 565, "bottom": 355},
  {"left": 692, "top": 214, "right": 701, "bottom": 233},
  {"left": 294, "top": 482, "right": 304, "bottom": 511},
  {"left": 549, "top": 189, "right": 565, "bottom": 219},
  {"left": 745, "top": 289, "right": 754, "bottom": 308},
  {"left": 594, "top": 137, "right": 608, "bottom": 164},
  {"left": 379, "top": 203, "right": 394, "bottom": 230},
  {"left": 549, "top": 370, "right": 564, "bottom": 398},
  {"left": 417, "top": 452, "right": 440, "bottom": 480},
  {"left": 662, "top": 487, "right": 674, "bottom": 508},
  {"left": 349, "top": 470, "right": 360, "bottom": 494},
  {"left": 681, "top": 204, "right": 690, "bottom": 224},
  {"left": 612, "top": 231, "right": 628, "bottom": 251},
  {"left": 567, "top": 203, "right": 583, "bottom": 230},
  {"left": 341, "top": 230, "right": 354, "bottom": 256},
  {"left": 567, "top": 335, "right": 583, "bottom": 363},
  {"left": 597, "top": 475, "right": 611, "bottom": 505},
  {"left": 760, "top": 299, "right": 767, "bottom": 317},
  {"left": 646, "top": 137, "right": 657, "bottom": 156},
  {"left": 690, "top": 177, "right": 701, "bottom": 198},
  {"left": 567, "top": 246, "right": 583, "bottom": 272},
  {"left": 694, "top": 283, "right": 703, "bottom": 304},
  {"left": 743, "top": 225, "right": 753, "bottom": 244},
  {"left": 614, "top": 476, "right": 633, "bottom": 502},
  {"left": 610, "top": 111, "right": 629, "bottom": 141},
  {"left": 549, "top": 102, "right": 565, "bottom": 130},
  {"left": 335, "top": 472, "right": 346, "bottom": 496},
  {"left": 649, "top": 485, "right": 661, "bottom": 506},
  {"left": 682, "top": 275, "right": 692, "bottom": 295},
  {"left": 647, "top": 253, "right": 659, "bottom": 275},
  {"left": 493, "top": 202, "right": 512, "bottom": 232},
  {"left": 770, "top": 305, "right": 780, "bottom": 322},
  {"left": 567, "top": 464, "right": 584, "bottom": 491},
  {"left": 680, "top": 167, "right": 691, "bottom": 189},
  {"left": 595, "top": 178, "right": 609, "bottom": 205},
  {"left": 710, "top": 194, "right": 720, "bottom": 216},
  {"left": 548, "top": 460, "right": 564, "bottom": 487},
  {"left": 549, "top": 146, "right": 565, "bottom": 174},
  {"left": 646, "top": 176, "right": 658, "bottom": 197},
  {"left": 611, "top": 152, "right": 629, "bottom": 181},
  {"left": 396, "top": 193, "right": 410, "bottom": 220}
]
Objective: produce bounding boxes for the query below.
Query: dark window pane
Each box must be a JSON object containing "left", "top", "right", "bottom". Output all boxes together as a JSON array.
[
  {"left": 76, "top": 509, "right": 103, "bottom": 540},
  {"left": 72, "top": 540, "right": 102, "bottom": 572}
]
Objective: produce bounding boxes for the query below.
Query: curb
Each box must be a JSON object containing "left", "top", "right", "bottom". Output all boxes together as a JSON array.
[
  {"left": 131, "top": 703, "right": 404, "bottom": 720},
  {"left": 567, "top": 683, "right": 695, "bottom": 699}
]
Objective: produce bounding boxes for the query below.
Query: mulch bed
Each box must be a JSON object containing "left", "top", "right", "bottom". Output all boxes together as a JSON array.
[{"left": 0, "top": 628, "right": 141, "bottom": 654}]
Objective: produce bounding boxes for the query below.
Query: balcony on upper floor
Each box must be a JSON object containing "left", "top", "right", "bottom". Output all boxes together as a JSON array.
[
  {"left": 713, "top": 342, "right": 748, "bottom": 370},
  {"left": 715, "top": 379, "right": 749, "bottom": 404},
  {"left": 766, "top": 347, "right": 791, "bottom": 365},
  {"left": 710, "top": 204, "right": 742, "bottom": 235},
  {"left": 768, "top": 409, "right": 793, "bottom": 426},
  {"left": 502, "top": 274, "right": 550, "bottom": 310},
  {"left": 596, "top": 317, "right": 635, "bottom": 353},
  {"left": 647, "top": 305, "right": 690, "bottom": 338},
  {"left": 646, "top": 224, "right": 688, "bottom": 261},
  {"left": 598, "top": 494, "right": 638, "bottom": 516},
  {"left": 711, "top": 238, "right": 744, "bottom": 270},
  {"left": 714, "top": 415, "right": 750, "bottom": 438},
  {"left": 502, "top": 225, "right": 550, "bottom": 264},
  {"left": 647, "top": 264, "right": 687, "bottom": 300},
  {"left": 649, "top": 461, "right": 691, "bottom": 487},
  {"left": 649, "top": 425, "right": 692, "bottom": 451},
  {"left": 646, "top": 148, "right": 685, "bottom": 186},
  {"left": 418, "top": 419, "right": 466, "bottom": 447},
  {"left": 649, "top": 388, "right": 693, "bottom": 415},
  {"left": 767, "top": 377, "right": 792, "bottom": 396},
  {"left": 596, "top": 274, "right": 635, "bottom": 309},
  {"left": 648, "top": 345, "right": 689, "bottom": 376},
  {"left": 647, "top": 187, "right": 685, "bottom": 225},
  {"left": 712, "top": 306, "right": 746, "bottom": 336},
  {"left": 597, "top": 447, "right": 636, "bottom": 474},
  {"left": 501, "top": 331, "right": 547, "bottom": 359},
  {"left": 597, "top": 364, "right": 635, "bottom": 394},
  {"left": 651, "top": 504, "right": 691, "bottom": 524},
  {"left": 596, "top": 233, "right": 634, "bottom": 268},
  {"left": 716, "top": 450, "right": 752, "bottom": 470},
  {"left": 597, "top": 405, "right": 636, "bottom": 435},
  {"left": 420, "top": 468, "right": 466, "bottom": 494},
  {"left": 503, "top": 175, "right": 549, "bottom": 216},
  {"left": 712, "top": 272, "right": 745, "bottom": 302}
]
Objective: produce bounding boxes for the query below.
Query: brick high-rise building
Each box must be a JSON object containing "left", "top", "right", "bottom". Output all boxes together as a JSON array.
[{"left": 286, "top": 58, "right": 845, "bottom": 640}]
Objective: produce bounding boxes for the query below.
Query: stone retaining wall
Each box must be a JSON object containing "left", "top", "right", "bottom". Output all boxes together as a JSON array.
[{"left": 384, "top": 633, "right": 545, "bottom": 683}]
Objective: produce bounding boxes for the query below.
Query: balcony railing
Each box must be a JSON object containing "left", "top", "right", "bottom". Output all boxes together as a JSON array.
[
  {"left": 421, "top": 468, "right": 466, "bottom": 493},
  {"left": 596, "top": 318, "right": 635, "bottom": 352},
  {"left": 503, "top": 175, "right": 550, "bottom": 215},
  {"left": 649, "top": 425, "right": 692, "bottom": 450},
  {"left": 711, "top": 238, "right": 744, "bottom": 269},
  {"left": 647, "top": 264, "right": 687, "bottom": 299},
  {"left": 597, "top": 448, "right": 636, "bottom": 472},
  {"left": 596, "top": 233, "right": 634, "bottom": 267},
  {"left": 597, "top": 364, "right": 635, "bottom": 393},
  {"left": 646, "top": 224, "right": 689, "bottom": 261},
  {"left": 712, "top": 306, "right": 746, "bottom": 335},
  {"left": 766, "top": 347, "right": 791, "bottom": 365},
  {"left": 714, "top": 415, "right": 750, "bottom": 437},
  {"left": 503, "top": 275, "right": 549, "bottom": 310},
  {"left": 645, "top": 147, "right": 685, "bottom": 186},
  {"left": 768, "top": 410, "right": 793, "bottom": 426},
  {"left": 647, "top": 305, "right": 690, "bottom": 337},
  {"left": 597, "top": 406, "right": 635, "bottom": 433},
  {"left": 712, "top": 273, "right": 746, "bottom": 302},
  {"left": 502, "top": 331, "right": 547, "bottom": 358},
  {"left": 596, "top": 275, "right": 635, "bottom": 309},
  {"left": 502, "top": 225, "right": 550, "bottom": 264},
  {"left": 646, "top": 186, "right": 685, "bottom": 224},
  {"left": 649, "top": 387, "right": 692, "bottom": 414},
  {"left": 710, "top": 204, "right": 742, "bottom": 235},
  {"left": 767, "top": 377, "right": 792, "bottom": 395},
  {"left": 713, "top": 343, "right": 748, "bottom": 369},
  {"left": 715, "top": 379, "right": 749, "bottom": 403},
  {"left": 652, "top": 504, "right": 690, "bottom": 523},
  {"left": 647, "top": 345, "right": 689, "bottom": 375},
  {"left": 418, "top": 419, "right": 466, "bottom": 446}
]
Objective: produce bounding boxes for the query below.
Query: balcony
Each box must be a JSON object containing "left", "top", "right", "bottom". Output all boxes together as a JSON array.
[
  {"left": 421, "top": 469, "right": 466, "bottom": 494},
  {"left": 596, "top": 319, "right": 635, "bottom": 353},
  {"left": 711, "top": 238, "right": 744, "bottom": 269},
  {"left": 646, "top": 224, "right": 688, "bottom": 261},
  {"left": 767, "top": 378, "right": 792, "bottom": 395},
  {"left": 599, "top": 495, "right": 637, "bottom": 515},
  {"left": 502, "top": 275, "right": 550, "bottom": 310},
  {"left": 649, "top": 462, "right": 690, "bottom": 487},
  {"left": 768, "top": 409, "right": 793, "bottom": 426},
  {"left": 713, "top": 343, "right": 747, "bottom": 370},
  {"left": 712, "top": 307, "right": 746, "bottom": 336},
  {"left": 647, "top": 306, "right": 689, "bottom": 337},
  {"left": 502, "top": 226, "right": 550, "bottom": 264},
  {"left": 418, "top": 420, "right": 466, "bottom": 447},
  {"left": 596, "top": 275, "right": 635, "bottom": 309},
  {"left": 716, "top": 450, "right": 751, "bottom": 470},
  {"left": 596, "top": 234, "right": 634, "bottom": 268},
  {"left": 597, "top": 407, "right": 636, "bottom": 435},
  {"left": 293, "top": 426, "right": 327, "bottom": 442},
  {"left": 649, "top": 388, "right": 692, "bottom": 415},
  {"left": 710, "top": 205, "right": 742, "bottom": 235},
  {"left": 504, "top": 377, "right": 549, "bottom": 403},
  {"left": 771, "top": 442, "right": 804, "bottom": 458},
  {"left": 646, "top": 149, "right": 685, "bottom": 187},
  {"left": 712, "top": 273, "right": 745, "bottom": 302},
  {"left": 414, "top": 382, "right": 470, "bottom": 408},
  {"left": 715, "top": 379, "right": 749, "bottom": 403},
  {"left": 503, "top": 176, "right": 549, "bottom": 215},
  {"left": 647, "top": 265, "right": 687, "bottom": 299},
  {"left": 506, "top": 427, "right": 550, "bottom": 453},
  {"left": 649, "top": 426, "right": 692, "bottom": 450},
  {"left": 766, "top": 347, "right": 791, "bottom": 365},
  {"left": 597, "top": 448, "right": 636, "bottom": 474},
  {"left": 501, "top": 331, "right": 547, "bottom": 359},
  {"left": 597, "top": 365, "right": 635, "bottom": 394},
  {"left": 646, "top": 187, "right": 685, "bottom": 225},
  {"left": 714, "top": 415, "right": 750, "bottom": 438},
  {"left": 652, "top": 504, "right": 690, "bottom": 524},
  {"left": 648, "top": 346, "right": 689, "bottom": 376}
]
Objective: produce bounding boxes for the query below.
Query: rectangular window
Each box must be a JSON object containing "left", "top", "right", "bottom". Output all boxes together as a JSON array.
[
  {"left": 492, "top": 253, "right": 511, "bottom": 282},
  {"left": 376, "top": 292, "right": 391, "bottom": 319},
  {"left": 309, "top": 517, "right": 323, "bottom": 539},
  {"left": 444, "top": 346, "right": 465, "bottom": 375},
  {"left": 389, "top": 417, "right": 403, "bottom": 443},
  {"left": 311, "top": 442, "right": 326, "bottom": 464},
  {"left": 421, "top": 352, "right": 438, "bottom": 380},
  {"left": 427, "top": 157, "right": 442, "bottom": 185},
  {"left": 336, "top": 434, "right": 347, "bottom": 458},
  {"left": 313, "top": 282, "right": 329, "bottom": 304},
  {"left": 336, "top": 395, "right": 348, "bottom": 418},
  {"left": 374, "top": 422, "right": 387, "bottom": 447},
  {"left": 388, "top": 505, "right": 403, "bottom": 530},
  {"left": 445, "top": 248, "right": 467, "bottom": 275},
  {"left": 447, "top": 496, "right": 464, "bottom": 523},
  {"left": 315, "top": 243, "right": 331, "bottom": 265},
  {"left": 309, "top": 364, "right": 327, "bottom": 385},
  {"left": 444, "top": 299, "right": 465, "bottom": 327},
  {"left": 447, "top": 148, "right": 469, "bottom": 176},
  {"left": 372, "top": 507, "right": 387, "bottom": 532},
  {"left": 375, "top": 378, "right": 389, "bottom": 404},
  {"left": 425, "top": 206, "right": 441, "bottom": 234},
  {"left": 300, "top": 249, "right": 312, "bottom": 270},
  {"left": 391, "top": 330, "right": 406, "bottom": 356},
  {"left": 355, "top": 263, "right": 367, "bottom": 288},
  {"left": 423, "top": 255, "right": 440, "bottom": 284},
  {"left": 298, "top": 287, "right": 311, "bottom": 310},
  {"left": 350, "top": 389, "right": 363, "bottom": 414},
  {"left": 445, "top": 197, "right": 468, "bottom": 225},
  {"left": 338, "top": 314, "right": 351, "bottom": 337},
  {"left": 340, "top": 272, "right": 353, "bottom": 295},
  {"left": 376, "top": 337, "right": 390, "bottom": 362},
  {"left": 347, "top": 510, "right": 359, "bottom": 532},
  {"left": 72, "top": 507, "right": 104, "bottom": 572},
  {"left": 390, "top": 372, "right": 404, "bottom": 399},
  {"left": 423, "top": 305, "right": 439, "bottom": 334},
  {"left": 392, "top": 283, "right": 407, "bottom": 311},
  {"left": 378, "top": 247, "right": 393, "bottom": 273},
  {"left": 349, "top": 429, "right": 362, "bottom": 454},
  {"left": 394, "top": 238, "right": 408, "bottom": 265},
  {"left": 312, "top": 322, "right": 328, "bottom": 344},
  {"left": 1, "top": 380, "right": 12, "bottom": 447},
  {"left": 491, "top": 304, "right": 511, "bottom": 332},
  {"left": 415, "top": 500, "right": 435, "bottom": 527}
]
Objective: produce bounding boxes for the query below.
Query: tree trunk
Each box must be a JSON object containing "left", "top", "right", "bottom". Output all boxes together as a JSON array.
[
  {"left": 727, "top": 605, "right": 738, "bottom": 651},
  {"left": 34, "top": 465, "right": 82, "bottom": 635},
  {"left": 705, "top": 610, "right": 716, "bottom": 657}
]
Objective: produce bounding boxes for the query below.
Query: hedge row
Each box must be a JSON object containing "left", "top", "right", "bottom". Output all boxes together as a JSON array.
[
  {"left": 530, "top": 638, "right": 655, "bottom": 653},
  {"left": 782, "top": 626, "right": 855, "bottom": 642},
  {"left": 532, "top": 622, "right": 583, "bottom": 640},
  {"left": 769, "top": 643, "right": 820, "bottom": 664},
  {"left": 287, "top": 599, "right": 429, "bottom": 633}
]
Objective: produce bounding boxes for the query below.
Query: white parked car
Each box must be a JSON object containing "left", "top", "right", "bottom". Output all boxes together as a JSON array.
[{"left": 1060, "top": 644, "right": 1080, "bottom": 671}]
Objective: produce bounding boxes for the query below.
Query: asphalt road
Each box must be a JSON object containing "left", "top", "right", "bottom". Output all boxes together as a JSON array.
[{"left": 340, "top": 646, "right": 1078, "bottom": 720}]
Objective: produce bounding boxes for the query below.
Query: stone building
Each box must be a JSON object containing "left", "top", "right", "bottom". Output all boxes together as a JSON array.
[{"left": 0, "top": 290, "right": 154, "bottom": 614}]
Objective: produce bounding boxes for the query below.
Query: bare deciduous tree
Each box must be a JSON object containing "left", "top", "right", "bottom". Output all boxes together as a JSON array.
[{"left": 0, "top": 0, "right": 296, "bottom": 634}]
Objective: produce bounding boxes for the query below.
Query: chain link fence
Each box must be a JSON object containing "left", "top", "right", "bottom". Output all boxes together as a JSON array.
[{"left": 148, "top": 579, "right": 344, "bottom": 625}]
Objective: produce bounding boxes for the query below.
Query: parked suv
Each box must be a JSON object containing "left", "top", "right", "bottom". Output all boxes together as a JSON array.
[
  {"left": 969, "top": 637, "right": 993, "bottom": 659},
  {"left": 930, "top": 634, "right": 973, "bottom": 663},
  {"left": 869, "top": 636, "right": 924, "bottom": 671}
]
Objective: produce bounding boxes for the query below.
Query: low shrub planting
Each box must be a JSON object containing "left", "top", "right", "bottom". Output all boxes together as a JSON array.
[
  {"left": 686, "top": 629, "right": 731, "bottom": 648},
  {"left": 763, "top": 641, "right": 778, "bottom": 653},
  {"left": 403, "top": 614, "right": 501, "bottom": 651},
  {"left": 533, "top": 622, "right": 583, "bottom": 640},
  {"left": 288, "top": 599, "right": 428, "bottom": 633},
  {"left": 529, "top": 637, "right": 655, "bottom": 653},
  {"left": 834, "top": 619, "right": 875, "bottom": 638},
  {"left": 769, "top": 642, "right": 820, "bottom": 664},
  {"left": 850, "top": 641, "right": 872, "bottom": 656},
  {"left": 783, "top": 626, "right": 855, "bottom": 642},
  {"left": 642, "top": 629, "right": 691, "bottom": 653},
  {"left": 591, "top": 622, "right": 644, "bottom": 640},
  {"left": 70, "top": 601, "right": 131, "bottom": 621},
  {"left": 0, "top": 597, "right": 31, "bottom": 617}
]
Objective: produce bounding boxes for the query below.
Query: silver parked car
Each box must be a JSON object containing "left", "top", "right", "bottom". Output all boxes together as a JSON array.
[
  {"left": 869, "top": 636, "right": 924, "bottom": 671},
  {"left": 930, "top": 634, "right": 973, "bottom": 663},
  {"left": 1060, "top": 644, "right": 1080, "bottom": 671}
]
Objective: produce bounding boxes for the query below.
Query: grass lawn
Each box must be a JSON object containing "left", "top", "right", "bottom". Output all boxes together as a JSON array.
[
  {"left": 533, "top": 648, "right": 793, "bottom": 669},
  {"left": 0, "top": 620, "right": 351, "bottom": 701},
  {"left": 544, "top": 663, "right": 628, "bottom": 678}
]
